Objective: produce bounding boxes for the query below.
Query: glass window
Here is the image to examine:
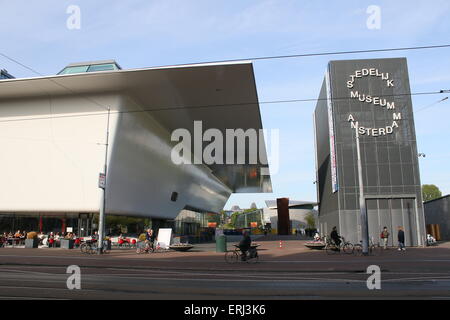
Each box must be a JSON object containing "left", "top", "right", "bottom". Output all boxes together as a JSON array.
[
  {"left": 58, "top": 66, "right": 89, "bottom": 75},
  {"left": 87, "top": 64, "right": 117, "bottom": 72}
]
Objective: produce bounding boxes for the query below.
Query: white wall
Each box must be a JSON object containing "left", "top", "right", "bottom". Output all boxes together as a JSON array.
[{"left": 0, "top": 94, "right": 119, "bottom": 212}]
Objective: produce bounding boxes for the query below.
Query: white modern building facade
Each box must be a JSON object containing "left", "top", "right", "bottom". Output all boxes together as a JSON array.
[{"left": 0, "top": 60, "right": 272, "bottom": 234}]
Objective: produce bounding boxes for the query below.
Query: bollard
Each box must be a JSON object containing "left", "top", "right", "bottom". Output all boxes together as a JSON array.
[{"left": 279, "top": 240, "right": 283, "bottom": 249}]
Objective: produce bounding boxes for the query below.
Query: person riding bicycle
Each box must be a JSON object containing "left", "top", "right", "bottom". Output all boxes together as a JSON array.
[
  {"left": 238, "top": 230, "right": 252, "bottom": 261},
  {"left": 330, "top": 226, "right": 341, "bottom": 249}
]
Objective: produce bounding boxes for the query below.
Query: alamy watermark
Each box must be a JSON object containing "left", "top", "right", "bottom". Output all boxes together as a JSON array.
[
  {"left": 170, "top": 121, "right": 279, "bottom": 175},
  {"left": 366, "top": 265, "right": 381, "bottom": 290},
  {"left": 66, "top": 265, "right": 81, "bottom": 290},
  {"left": 66, "top": 5, "right": 81, "bottom": 30},
  {"left": 366, "top": 5, "right": 381, "bottom": 30}
]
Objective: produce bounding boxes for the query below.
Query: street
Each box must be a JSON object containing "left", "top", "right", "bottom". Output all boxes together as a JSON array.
[{"left": 1, "top": 240, "right": 450, "bottom": 299}]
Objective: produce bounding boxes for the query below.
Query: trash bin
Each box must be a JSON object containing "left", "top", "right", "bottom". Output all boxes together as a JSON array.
[
  {"left": 25, "top": 238, "right": 39, "bottom": 248},
  {"left": 216, "top": 235, "right": 227, "bottom": 252},
  {"left": 103, "top": 240, "right": 112, "bottom": 251},
  {"left": 60, "top": 239, "right": 74, "bottom": 249}
]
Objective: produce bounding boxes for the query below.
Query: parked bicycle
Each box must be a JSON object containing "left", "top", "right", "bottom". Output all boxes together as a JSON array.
[
  {"left": 136, "top": 241, "right": 154, "bottom": 254},
  {"left": 80, "top": 240, "right": 109, "bottom": 254},
  {"left": 136, "top": 241, "right": 168, "bottom": 254},
  {"left": 225, "top": 244, "right": 259, "bottom": 264},
  {"left": 354, "top": 238, "right": 381, "bottom": 256},
  {"left": 324, "top": 236, "right": 354, "bottom": 254}
]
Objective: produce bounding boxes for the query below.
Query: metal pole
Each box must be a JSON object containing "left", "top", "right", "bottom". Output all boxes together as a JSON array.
[
  {"left": 355, "top": 123, "right": 369, "bottom": 255},
  {"left": 98, "top": 107, "right": 110, "bottom": 254}
]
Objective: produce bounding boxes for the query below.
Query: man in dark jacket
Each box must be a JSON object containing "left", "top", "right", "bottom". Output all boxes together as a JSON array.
[
  {"left": 397, "top": 226, "right": 406, "bottom": 251},
  {"left": 330, "top": 226, "right": 341, "bottom": 249},
  {"left": 238, "top": 230, "right": 252, "bottom": 260}
]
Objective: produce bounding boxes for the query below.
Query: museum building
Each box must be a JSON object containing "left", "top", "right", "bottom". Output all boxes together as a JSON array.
[{"left": 314, "top": 58, "right": 426, "bottom": 246}]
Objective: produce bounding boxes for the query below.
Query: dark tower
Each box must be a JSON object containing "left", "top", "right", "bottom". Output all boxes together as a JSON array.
[{"left": 314, "top": 58, "right": 426, "bottom": 246}]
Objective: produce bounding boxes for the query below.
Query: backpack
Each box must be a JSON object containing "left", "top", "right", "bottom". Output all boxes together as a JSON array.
[{"left": 380, "top": 232, "right": 384, "bottom": 239}]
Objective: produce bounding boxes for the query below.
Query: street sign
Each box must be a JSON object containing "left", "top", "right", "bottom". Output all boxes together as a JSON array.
[{"left": 98, "top": 173, "right": 106, "bottom": 189}]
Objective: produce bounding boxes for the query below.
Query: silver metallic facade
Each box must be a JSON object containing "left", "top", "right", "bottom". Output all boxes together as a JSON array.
[{"left": 314, "top": 58, "right": 426, "bottom": 246}]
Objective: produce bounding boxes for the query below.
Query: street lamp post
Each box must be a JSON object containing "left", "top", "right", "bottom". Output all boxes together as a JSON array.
[
  {"left": 98, "top": 107, "right": 111, "bottom": 254},
  {"left": 355, "top": 122, "right": 369, "bottom": 255}
]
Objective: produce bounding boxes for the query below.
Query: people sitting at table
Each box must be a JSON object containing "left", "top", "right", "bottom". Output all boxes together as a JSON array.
[
  {"left": 118, "top": 234, "right": 127, "bottom": 246},
  {"left": 48, "top": 232, "right": 55, "bottom": 248},
  {"left": 0, "top": 234, "right": 5, "bottom": 247}
]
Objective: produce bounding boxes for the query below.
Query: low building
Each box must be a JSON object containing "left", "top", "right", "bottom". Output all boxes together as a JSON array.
[
  {"left": 424, "top": 195, "right": 450, "bottom": 241},
  {"left": 262, "top": 200, "right": 318, "bottom": 234}
]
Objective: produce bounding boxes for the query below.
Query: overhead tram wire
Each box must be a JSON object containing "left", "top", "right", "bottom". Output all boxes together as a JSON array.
[
  {"left": 140, "top": 44, "right": 450, "bottom": 68},
  {"left": 0, "top": 89, "right": 447, "bottom": 124},
  {"left": 0, "top": 52, "right": 110, "bottom": 112},
  {"left": 1, "top": 43, "right": 450, "bottom": 122},
  {"left": 416, "top": 96, "right": 449, "bottom": 112}
]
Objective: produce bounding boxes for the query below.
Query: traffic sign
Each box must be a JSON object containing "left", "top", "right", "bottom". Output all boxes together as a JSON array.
[{"left": 98, "top": 173, "right": 106, "bottom": 189}]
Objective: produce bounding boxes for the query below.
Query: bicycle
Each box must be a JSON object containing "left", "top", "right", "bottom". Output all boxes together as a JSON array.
[
  {"left": 80, "top": 240, "right": 109, "bottom": 254},
  {"left": 353, "top": 238, "right": 381, "bottom": 256},
  {"left": 225, "top": 244, "right": 259, "bottom": 264},
  {"left": 136, "top": 241, "right": 154, "bottom": 254},
  {"left": 325, "top": 236, "right": 354, "bottom": 255}
]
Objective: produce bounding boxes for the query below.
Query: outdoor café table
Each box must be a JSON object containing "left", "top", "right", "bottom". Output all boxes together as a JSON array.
[{"left": 6, "top": 238, "right": 21, "bottom": 246}]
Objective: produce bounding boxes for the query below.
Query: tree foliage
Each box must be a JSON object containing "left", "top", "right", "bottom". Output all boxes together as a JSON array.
[
  {"left": 305, "top": 212, "right": 316, "bottom": 229},
  {"left": 422, "top": 184, "right": 442, "bottom": 202}
]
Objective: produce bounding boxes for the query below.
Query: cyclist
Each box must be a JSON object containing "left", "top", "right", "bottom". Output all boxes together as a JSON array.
[
  {"left": 330, "top": 226, "right": 341, "bottom": 250},
  {"left": 238, "top": 230, "right": 252, "bottom": 261}
]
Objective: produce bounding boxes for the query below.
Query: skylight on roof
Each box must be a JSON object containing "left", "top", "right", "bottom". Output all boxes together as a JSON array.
[{"left": 57, "top": 61, "right": 121, "bottom": 75}]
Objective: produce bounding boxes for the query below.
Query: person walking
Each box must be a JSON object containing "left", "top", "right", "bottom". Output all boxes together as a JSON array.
[
  {"left": 397, "top": 226, "right": 406, "bottom": 251},
  {"left": 380, "top": 227, "right": 390, "bottom": 250}
]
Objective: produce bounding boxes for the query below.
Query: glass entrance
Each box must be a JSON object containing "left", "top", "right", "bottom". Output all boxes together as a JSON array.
[{"left": 365, "top": 198, "right": 417, "bottom": 247}]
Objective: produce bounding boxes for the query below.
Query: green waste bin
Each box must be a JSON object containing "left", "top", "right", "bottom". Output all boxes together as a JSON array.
[{"left": 216, "top": 235, "right": 227, "bottom": 252}]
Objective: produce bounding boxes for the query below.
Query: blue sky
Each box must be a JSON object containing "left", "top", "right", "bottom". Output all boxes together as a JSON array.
[{"left": 1, "top": 0, "right": 450, "bottom": 209}]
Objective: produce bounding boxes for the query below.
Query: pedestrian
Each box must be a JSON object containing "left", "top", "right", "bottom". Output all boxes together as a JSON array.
[
  {"left": 380, "top": 227, "right": 390, "bottom": 250},
  {"left": 397, "top": 226, "right": 406, "bottom": 251}
]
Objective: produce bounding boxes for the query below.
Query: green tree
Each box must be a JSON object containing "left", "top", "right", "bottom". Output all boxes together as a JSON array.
[
  {"left": 230, "top": 212, "right": 241, "bottom": 227},
  {"left": 305, "top": 212, "right": 316, "bottom": 229},
  {"left": 422, "top": 184, "right": 442, "bottom": 202}
]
